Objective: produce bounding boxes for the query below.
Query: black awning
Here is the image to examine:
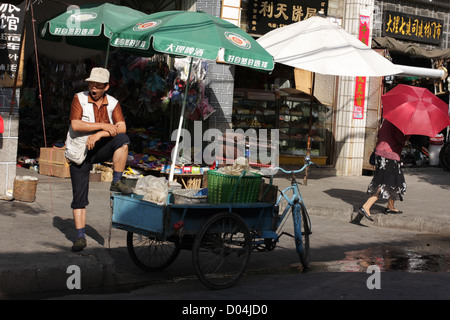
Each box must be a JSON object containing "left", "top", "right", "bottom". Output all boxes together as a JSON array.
[{"left": 372, "top": 37, "right": 450, "bottom": 60}]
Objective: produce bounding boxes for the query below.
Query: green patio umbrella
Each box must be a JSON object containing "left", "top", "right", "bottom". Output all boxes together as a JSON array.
[
  {"left": 40, "top": 3, "right": 146, "bottom": 66},
  {"left": 109, "top": 10, "right": 274, "bottom": 71},
  {"left": 109, "top": 10, "right": 274, "bottom": 181}
]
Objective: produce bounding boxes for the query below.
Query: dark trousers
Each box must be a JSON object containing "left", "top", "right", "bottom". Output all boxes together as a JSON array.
[{"left": 70, "top": 133, "right": 130, "bottom": 209}]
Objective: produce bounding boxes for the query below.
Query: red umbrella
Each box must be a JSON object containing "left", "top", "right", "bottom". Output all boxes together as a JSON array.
[{"left": 381, "top": 84, "right": 450, "bottom": 137}]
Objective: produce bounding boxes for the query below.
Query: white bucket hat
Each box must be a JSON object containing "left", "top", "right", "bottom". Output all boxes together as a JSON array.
[{"left": 85, "top": 67, "right": 110, "bottom": 83}]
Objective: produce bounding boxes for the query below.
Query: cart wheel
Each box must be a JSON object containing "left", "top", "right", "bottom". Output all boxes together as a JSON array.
[
  {"left": 127, "top": 232, "right": 180, "bottom": 272},
  {"left": 192, "top": 212, "right": 252, "bottom": 290},
  {"left": 292, "top": 203, "right": 311, "bottom": 268}
]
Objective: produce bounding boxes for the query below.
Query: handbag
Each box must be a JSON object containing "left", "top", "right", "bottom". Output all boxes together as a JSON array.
[{"left": 64, "top": 126, "right": 89, "bottom": 165}]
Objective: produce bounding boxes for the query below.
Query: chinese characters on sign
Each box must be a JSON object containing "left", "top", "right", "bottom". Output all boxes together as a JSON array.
[
  {"left": 225, "top": 54, "right": 270, "bottom": 69},
  {"left": 0, "top": 2, "right": 25, "bottom": 86},
  {"left": 382, "top": 10, "right": 443, "bottom": 45},
  {"left": 165, "top": 43, "right": 206, "bottom": 57},
  {"left": 353, "top": 15, "right": 370, "bottom": 120},
  {"left": 247, "top": 0, "right": 328, "bottom": 35}
]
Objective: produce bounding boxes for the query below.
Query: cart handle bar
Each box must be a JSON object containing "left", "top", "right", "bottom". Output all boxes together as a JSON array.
[{"left": 271, "top": 157, "right": 318, "bottom": 174}]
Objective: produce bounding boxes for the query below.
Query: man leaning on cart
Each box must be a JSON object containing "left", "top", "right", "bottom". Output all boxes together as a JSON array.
[{"left": 66, "top": 67, "right": 132, "bottom": 252}]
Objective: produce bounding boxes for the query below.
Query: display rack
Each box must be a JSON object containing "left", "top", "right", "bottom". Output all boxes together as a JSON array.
[{"left": 232, "top": 89, "right": 332, "bottom": 165}]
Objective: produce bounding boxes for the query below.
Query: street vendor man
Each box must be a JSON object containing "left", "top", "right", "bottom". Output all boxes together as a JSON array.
[{"left": 67, "top": 67, "right": 132, "bottom": 252}]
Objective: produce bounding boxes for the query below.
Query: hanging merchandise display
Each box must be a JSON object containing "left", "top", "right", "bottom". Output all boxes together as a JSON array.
[
  {"left": 109, "top": 10, "right": 274, "bottom": 182},
  {"left": 17, "top": 56, "right": 91, "bottom": 161},
  {"left": 30, "top": 9, "right": 274, "bottom": 187},
  {"left": 168, "top": 58, "right": 215, "bottom": 122},
  {"left": 19, "top": 49, "right": 218, "bottom": 182},
  {"left": 107, "top": 52, "right": 170, "bottom": 124}
]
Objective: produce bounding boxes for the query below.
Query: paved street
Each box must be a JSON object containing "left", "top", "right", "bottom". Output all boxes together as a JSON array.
[
  {"left": 1, "top": 166, "right": 449, "bottom": 301},
  {"left": 56, "top": 215, "right": 450, "bottom": 300}
]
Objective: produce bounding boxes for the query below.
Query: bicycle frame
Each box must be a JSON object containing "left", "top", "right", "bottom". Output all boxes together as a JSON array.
[
  {"left": 251, "top": 159, "right": 314, "bottom": 268},
  {"left": 273, "top": 162, "right": 312, "bottom": 239}
]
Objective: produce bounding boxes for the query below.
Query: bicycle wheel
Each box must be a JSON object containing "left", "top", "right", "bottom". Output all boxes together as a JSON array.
[
  {"left": 192, "top": 212, "right": 252, "bottom": 289},
  {"left": 127, "top": 232, "right": 180, "bottom": 272},
  {"left": 439, "top": 141, "right": 450, "bottom": 171},
  {"left": 292, "top": 203, "right": 311, "bottom": 268}
]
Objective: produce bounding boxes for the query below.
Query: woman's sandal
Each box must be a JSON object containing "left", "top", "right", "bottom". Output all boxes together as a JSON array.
[{"left": 359, "top": 207, "right": 374, "bottom": 221}]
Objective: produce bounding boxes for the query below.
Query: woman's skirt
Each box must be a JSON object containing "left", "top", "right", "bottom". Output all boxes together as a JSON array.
[{"left": 367, "top": 155, "right": 406, "bottom": 200}]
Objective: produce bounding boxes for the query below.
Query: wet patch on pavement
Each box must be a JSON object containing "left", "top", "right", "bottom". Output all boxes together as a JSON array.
[{"left": 309, "top": 234, "right": 450, "bottom": 273}]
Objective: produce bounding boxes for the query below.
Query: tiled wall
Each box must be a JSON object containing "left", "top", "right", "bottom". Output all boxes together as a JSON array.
[
  {"left": 0, "top": 88, "right": 19, "bottom": 196},
  {"left": 197, "top": 0, "right": 235, "bottom": 132}
]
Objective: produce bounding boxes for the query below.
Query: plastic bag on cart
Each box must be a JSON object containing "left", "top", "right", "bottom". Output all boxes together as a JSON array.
[
  {"left": 218, "top": 157, "right": 259, "bottom": 176},
  {"left": 134, "top": 176, "right": 168, "bottom": 205}
]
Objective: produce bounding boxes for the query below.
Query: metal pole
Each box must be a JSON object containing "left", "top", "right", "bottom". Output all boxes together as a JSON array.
[
  {"left": 104, "top": 42, "right": 110, "bottom": 68},
  {"left": 169, "top": 57, "right": 194, "bottom": 182},
  {"left": 303, "top": 72, "right": 316, "bottom": 186}
]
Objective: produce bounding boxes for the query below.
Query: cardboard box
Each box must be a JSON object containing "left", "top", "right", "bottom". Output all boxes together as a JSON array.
[{"left": 39, "top": 147, "right": 71, "bottom": 178}]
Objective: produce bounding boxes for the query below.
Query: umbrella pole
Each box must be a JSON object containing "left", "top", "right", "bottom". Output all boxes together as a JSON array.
[
  {"left": 169, "top": 57, "right": 194, "bottom": 182},
  {"left": 104, "top": 42, "right": 110, "bottom": 68},
  {"left": 303, "top": 72, "right": 316, "bottom": 186}
]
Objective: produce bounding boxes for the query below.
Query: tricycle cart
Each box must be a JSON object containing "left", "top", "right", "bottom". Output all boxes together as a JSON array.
[{"left": 111, "top": 163, "right": 313, "bottom": 290}]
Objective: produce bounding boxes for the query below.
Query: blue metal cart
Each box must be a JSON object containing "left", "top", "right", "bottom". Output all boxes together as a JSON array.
[{"left": 111, "top": 164, "right": 313, "bottom": 289}]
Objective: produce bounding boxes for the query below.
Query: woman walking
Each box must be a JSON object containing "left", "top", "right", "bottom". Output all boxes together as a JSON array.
[{"left": 355, "top": 119, "right": 409, "bottom": 222}]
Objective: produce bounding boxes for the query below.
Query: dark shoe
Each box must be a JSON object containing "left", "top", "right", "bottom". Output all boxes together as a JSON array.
[
  {"left": 359, "top": 207, "right": 374, "bottom": 222},
  {"left": 384, "top": 208, "right": 403, "bottom": 214},
  {"left": 72, "top": 237, "right": 87, "bottom": 252},
  {"left": 110, "top": 180, "right": 133, "bottom": 195}
]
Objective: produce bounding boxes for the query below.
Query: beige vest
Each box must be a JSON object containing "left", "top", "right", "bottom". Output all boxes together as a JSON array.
[
  {"left": 76, "top": 91, "right": 119, "bottom": 124},
  {"left": 64, "top": 92, "right": 119, "bottom": 164}
]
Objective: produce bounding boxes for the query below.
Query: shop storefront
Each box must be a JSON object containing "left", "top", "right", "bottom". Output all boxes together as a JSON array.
[
  {"left": 371, "top": 0, "right": 450, "bottom": 168},
  {"left": 233, "top": 0, "right": 333, "bottom": 166},
  {"left": 2, "top": 0, "right": 450, "bottom": 198},
  {"left": 232, "top": 64, "right": 332, "bottom": 166},
  {"left": 9, "top": 1, "right": 218, "bottom": 190}
]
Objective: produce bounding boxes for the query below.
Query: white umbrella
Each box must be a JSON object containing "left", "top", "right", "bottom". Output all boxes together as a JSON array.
[
  {"left": 256, "top": 15, "right": 402, "bottom": 77},
  {"left": 257, "top": 15, "right": 402, "bottom": 183}
]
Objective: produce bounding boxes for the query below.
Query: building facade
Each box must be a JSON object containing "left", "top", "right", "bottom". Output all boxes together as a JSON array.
[{"left": 1, "top": 0, "right": 450, "bottom": 197}]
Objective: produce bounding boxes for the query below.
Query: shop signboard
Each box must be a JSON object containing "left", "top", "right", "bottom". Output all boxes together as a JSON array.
[
  {"left": 382, "top": 10, "right": 443, "bottom": 45},
  {"left": 247, "top": 0, "right": 328, "bottom": 35},
  {"left": 0, "top": 1, "right": 26, "bottom": 87}
]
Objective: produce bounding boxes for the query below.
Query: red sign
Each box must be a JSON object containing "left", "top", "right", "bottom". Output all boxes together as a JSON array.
[{"left": 353, "top": 15, "right": 370, "bottom": 120}]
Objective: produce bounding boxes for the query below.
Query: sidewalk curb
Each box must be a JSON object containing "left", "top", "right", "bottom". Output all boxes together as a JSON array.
[
  {"left": 0, "top": 241, "right": 116, "bottom": 299},
  {"left": 308, "top": 205, "right": 450, "bottom": 237},
  {"left": 373, "top": 214, "right": 450, "bottom": 236},
  {"left": 2, "top": 204, "right": 449, "bottom": 299}
]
